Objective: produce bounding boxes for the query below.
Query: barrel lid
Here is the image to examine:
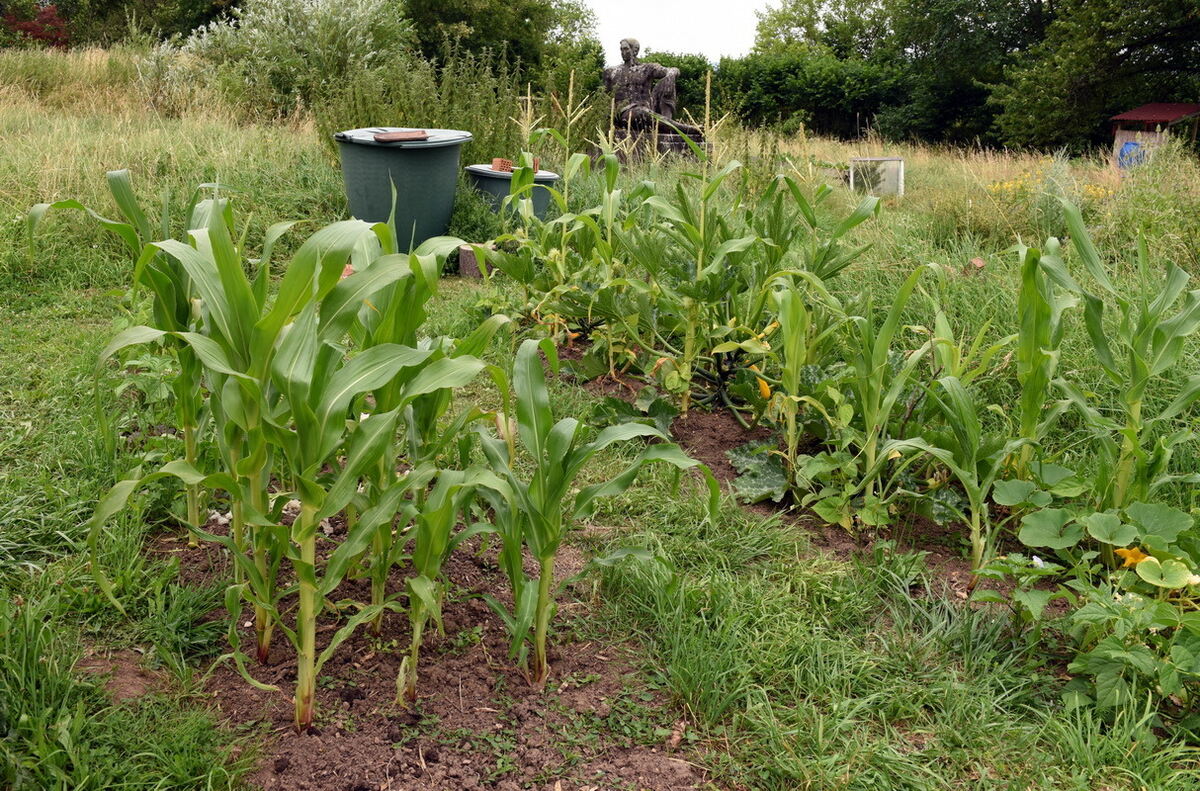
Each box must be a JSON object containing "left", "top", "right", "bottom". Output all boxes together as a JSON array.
[
  {"left": 465, "top": 163, "right": 560, "bottom": 181},
  {"left": 334, "top": 127, "right": 473, "bottom": 149}
]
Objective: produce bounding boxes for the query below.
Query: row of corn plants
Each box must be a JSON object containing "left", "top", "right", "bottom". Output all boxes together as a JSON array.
[
  {"left": 34, "top": 173, "right": 716, "bottom": 732},
  {"left": 481, "top": 140, "right": 1200, "bottom": 732}
]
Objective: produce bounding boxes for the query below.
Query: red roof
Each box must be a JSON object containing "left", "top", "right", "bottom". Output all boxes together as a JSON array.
[{"left": 1111, "top": 103, "right": 1200, "bottom": 124}]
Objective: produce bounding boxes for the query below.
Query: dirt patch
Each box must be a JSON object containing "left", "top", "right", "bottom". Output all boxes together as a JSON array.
[
  {"left": 76, "top": 649, "right": 161, "bottom": 702},
  {"left": 150, "top": 530, "right": 233, "bottom": 588},
  {"left": 177, "top": 534, "right": 713, "bottom": 791},
  {"left": 669, "top": 409, "right": 772, "bottom": 486}
]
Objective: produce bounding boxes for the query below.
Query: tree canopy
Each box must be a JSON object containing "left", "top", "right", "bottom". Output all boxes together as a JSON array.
[{"left": 740, "top": 0, "right": 1200, "bottom": 148}]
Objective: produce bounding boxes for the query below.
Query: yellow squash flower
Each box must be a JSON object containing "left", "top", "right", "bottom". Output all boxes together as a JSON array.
[{"left": 1115, "top": 547, "right": 1150, "bottom": 568}]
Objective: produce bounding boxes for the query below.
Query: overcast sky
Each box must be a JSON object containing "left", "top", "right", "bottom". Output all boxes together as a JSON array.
[{"left": 586, "top": 0, "right": 771, "bottom": 64}]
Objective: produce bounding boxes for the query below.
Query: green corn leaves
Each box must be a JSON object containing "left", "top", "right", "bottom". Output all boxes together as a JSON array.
[{"left": 480, "top": 338, "right": 717, "bottom": 685}]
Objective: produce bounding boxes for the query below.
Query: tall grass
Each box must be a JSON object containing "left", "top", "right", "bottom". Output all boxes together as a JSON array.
[
  {"left": 0, "top": 47, "right": 142, "bottom": 110},
  {"left": 314, "top": 48, "right": 523, "bottom": 166}
]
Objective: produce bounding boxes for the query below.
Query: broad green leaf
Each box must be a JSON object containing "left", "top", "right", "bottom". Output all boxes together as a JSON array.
[
  {"left": 831, "top": 194, "right": 879, "bottom": 239},
  {"left": 95, "top": 325, "right": 167, "bottom": 372},
  {"left": 402, "top": 355, "right": 486, "bottom": 400},
  {"left": 407, "top": 574, "right": 442, "bottom": 623},
  {"left": 1059, "top": 199, "right": 1115, "bottom": 295},
  {"left": 1018, "top": 509, "right": 1083, "bottom": 549},
  {"left": 29, "top": 198, "right": 141, "bottom": 259},
  {"left": 1135, "top": 557, "right": 1193, "bottom": 589},
  {"left": 513, "top": 338, "right": 555, "bottom": 463},
  {"left": 1126, "top": 501, "right": 1193, "bottom": 543},
  {"left": 1013, "top": 589, "right": 1056, "bottom": 621},
  {"left": 993, "top": 479, "right": 1042, "bottom": 507},
  {"left": 313, "top": 345, "right": 431, "bottom": 454},
  {"left": 105, "top": 169, "right": 153, "bottom": 242},
  {"left": 1081, "top": 512, "right": 1137, "bottom": 546},
  {"left": 318, "top": 254, "right": 411, "bottom": 341}
]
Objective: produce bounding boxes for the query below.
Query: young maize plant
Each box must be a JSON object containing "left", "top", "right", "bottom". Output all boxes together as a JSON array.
[
  {"left": 1052, "top": 201, "right": 1200, "bottom": 525},
  {"left": 635, "top": 160, "right": 757, "bottom": 413},
  {"left": 30, "top": 172, "right": 265, "bottom": 548},
  {"left": 768, "top": 272, "right": 846, "bottom": 491},
  {"left": 88, "top": 204, "right": 499, "bottom": 729},
  {"left": 88, "top": 205, "right": 398, "bottom": 661},
  {"left": 1011, "top": 238, "right": 1076, "bottom": 478},
  {"left": 397, "top": 467, "right": 505, "bottom": 705},
  {"left": 478, "top": 339, "right": 720, "bottom": 686},
  {"left": 842, "top": 266, "right": 933, "bottom": 515},
  {"left": 344, "top": 239, "right": 509, "bottom": 632},
  {"left": 269, "top": 314, "right": 490, "bottom": 728},
  {"left": 882, "top": 376, "right": 1031, "bottom": 571}
]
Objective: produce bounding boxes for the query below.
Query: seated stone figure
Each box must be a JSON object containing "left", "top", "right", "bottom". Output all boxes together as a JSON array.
[{"left": 603, "top": 38, "right": 703, "bottom": 140}]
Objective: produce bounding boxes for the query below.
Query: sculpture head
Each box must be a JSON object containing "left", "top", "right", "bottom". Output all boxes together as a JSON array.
[{"left": 619, "top": 38, "right": 640, "bottom": 64}]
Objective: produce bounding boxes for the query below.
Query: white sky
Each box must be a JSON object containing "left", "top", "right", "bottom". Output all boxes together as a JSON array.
[{"left": 586, "top": 0, "right": 770, "bottom": 64}]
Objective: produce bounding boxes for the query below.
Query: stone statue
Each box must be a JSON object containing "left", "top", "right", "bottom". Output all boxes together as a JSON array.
[{"left": 603, "top": 38, "right": 703, "bottom": 140}]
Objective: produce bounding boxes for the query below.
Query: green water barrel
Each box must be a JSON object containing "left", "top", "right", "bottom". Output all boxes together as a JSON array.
[
  {"left": 464, "top": 164, "right": 560, "bottom": 219},
  {"left": 334, "top": 127, "right": 472, "bottom": 250}
]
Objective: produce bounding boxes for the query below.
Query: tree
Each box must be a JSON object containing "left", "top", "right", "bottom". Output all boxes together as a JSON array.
[
  {"left": 993, "top": 0, "right": 1200, "bottom": 149},
  {"left": 406, "top": 0, "right": 597, "bottom": 73},
  {"left": 876, "top": 0, "right": 1052, "bottom": 142},
  {"left": 38, "top": 0, "right": 237, "bottom": 43},
  {"left": 537, "top": 0, "right": 603, "bottom": 93},
  {"left": 754, "top": 0, "right": 890, "bottom": 59},
  {"left": 644, "top": 50, "right": 712, "bottom": 120}
]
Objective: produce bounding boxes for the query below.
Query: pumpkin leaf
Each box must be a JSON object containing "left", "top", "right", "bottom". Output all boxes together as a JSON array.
[{"left": 1018, "top": 509, "right": 1082, "bottom": 549}]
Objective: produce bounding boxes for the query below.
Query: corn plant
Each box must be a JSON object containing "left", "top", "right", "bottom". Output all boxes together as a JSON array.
[
  {"left": 750, "top": 178, "right": 879, "bottom": 284},
  {"left": 30, "top": 171, "right": 263, "bottom": 547},
  {"left": 842, "top": 266, "right": 933, "bottom": 511},
  {"left": 882, "top": 376, "right": 1031, "bottom": 570},
  {"left": 89, "top": 205, "right": 393, "bottom": 664},
  {"left": 346, "top": 240, "right": 509, "bottom": 630},
  {"left": 265, "top": 317, "right": 487, "bottom": 729},
  {"left": 921, "top": 265, "right": 1015, "bottom": 387},
  {"left": 622, "top": 159, "right": 758, "bottom": 412},
  {"left": 1011, "top": 238, "right": 1077, "bottom": 477},
  {"left": 477, "top": 338, "right": 719, "bottom": 685},
  {"left": 767, "top": 273, "right": 846, "bottom": 490},
  {"left": 397, "top": 467, "right": 503, "bottom": 705},
  {"left": 1054, "top": 201, "right": 1200, "bottom": 516},
  {"left": 88, "top": 206, "right": 496, "bottom": 730}
]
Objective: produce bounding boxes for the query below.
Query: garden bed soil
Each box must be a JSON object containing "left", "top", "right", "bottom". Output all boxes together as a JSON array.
[{"left": 154, "top": 530, "right": 713, "bottom": 791}]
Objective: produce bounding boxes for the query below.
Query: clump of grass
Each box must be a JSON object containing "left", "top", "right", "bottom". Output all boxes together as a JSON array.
[{"left": 595, "top": 483, "right": 1200, "bottom": 789}]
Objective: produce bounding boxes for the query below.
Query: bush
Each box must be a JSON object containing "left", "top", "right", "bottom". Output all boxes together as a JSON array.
[
  {"left": 1, "top": 2, "right": 70, "bottom": 48},
  {"left": 714, "top": 50, "right": 905, "bottom": 138},
  {"left": 182, "top": 0, "right": 414, "bottom": 116}
]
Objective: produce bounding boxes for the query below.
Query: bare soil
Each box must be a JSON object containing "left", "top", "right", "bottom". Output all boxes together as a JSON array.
[
  {"left": 76, "top": 648, "right": 162, "bottom": 702},
  {"left": 669, "top": 409, "right": 772, "bottom": 486},
  {"left": 156, "top": 530, "right": 714, "bottom": 791}
]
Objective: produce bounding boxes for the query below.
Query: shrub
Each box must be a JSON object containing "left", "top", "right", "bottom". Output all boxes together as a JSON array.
[
  {"left": 182, "top": 0, "right": 415, "bottom": 116},
  {"left": 714, "top": 50, "right": 905, "bottom": 138},
  {"left": 2, "top": 3, "right": 70, "bottom": 48},
  {"left": 643, "top": 50, "right": 711, "bottom": 122}
]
